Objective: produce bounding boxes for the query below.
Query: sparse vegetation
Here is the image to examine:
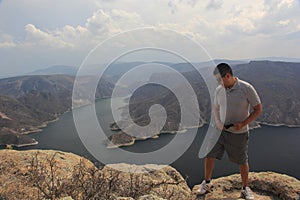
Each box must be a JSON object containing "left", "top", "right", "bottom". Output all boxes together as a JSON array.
[
  {"left": 0, "top": 152, "right": 188, "bottom": 199},
  {"left": 1, "top": 150, "right": 300, "bottom": 199}
]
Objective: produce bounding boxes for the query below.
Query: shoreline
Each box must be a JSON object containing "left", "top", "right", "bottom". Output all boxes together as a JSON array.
[
  {"left": 15, "top": 140, "right": 39, "bottom": 148},
  {"left": 107, "top": 123, "right": 206, "bottom": 148},
  {"left": 106, "top": 121, "right": 300, "bottom": 148},
  {"left": 259, "top": 122, "right": 300, "bottom": 128},
  {"left": 1, "top": 111, "right": 68, "bottom": 148},
  {"left": 5, "top": 93, "right": 299, "bottom": 149},
  {"left": 22, "top": 107, "right": 75, "bottom": 136},
  {"left": 1, "top": 139, "right": 39, "bottom": 149}
]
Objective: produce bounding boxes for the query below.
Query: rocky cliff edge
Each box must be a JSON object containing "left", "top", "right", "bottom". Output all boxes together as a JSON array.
[{"left": 0, "top": 150, "right": 299, "bottom": 200}]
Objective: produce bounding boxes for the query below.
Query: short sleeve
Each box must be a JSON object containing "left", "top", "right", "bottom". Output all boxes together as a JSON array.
[
  {"left": 246, "top": 84, "right": 261, "bottom": 107},
  {"left": 214, "top": 85, "right": 222, "bottom": 106}
]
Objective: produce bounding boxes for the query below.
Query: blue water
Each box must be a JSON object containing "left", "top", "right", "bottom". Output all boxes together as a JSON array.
[{"left": 19, "top": 98, "right": 300, "bottom": 187}]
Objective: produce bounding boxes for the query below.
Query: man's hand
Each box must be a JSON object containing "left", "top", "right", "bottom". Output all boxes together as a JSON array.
[
  {"left": 216, "top": 120, "right": 224, "bottom": 130},
  {"left": 234, "top": 122, "right": 245, "bottom": 131}
]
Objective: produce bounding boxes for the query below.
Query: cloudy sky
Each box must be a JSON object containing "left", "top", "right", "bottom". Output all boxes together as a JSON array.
[{"left": 0, "top": 0, "right": 300, "bottom": 77}]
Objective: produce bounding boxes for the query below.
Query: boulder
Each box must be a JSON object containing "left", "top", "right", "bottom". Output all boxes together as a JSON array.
[{"left": 191, "top": 172, "right": 300, "bottom": 200}]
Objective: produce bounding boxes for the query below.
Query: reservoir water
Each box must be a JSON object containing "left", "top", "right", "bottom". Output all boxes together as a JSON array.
[{"left": 19, "top": 98, "right": 300, "bottom": 187}]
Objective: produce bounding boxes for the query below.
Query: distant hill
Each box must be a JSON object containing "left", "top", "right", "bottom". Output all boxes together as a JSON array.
[
  {"left": 0, "top": 74, "right": 114, "bottom": 147},
  {"left": 233, "top": 61, "right": 300, "bottom": 125},
  {"left": 28, "top": 65, "right": 78, "bottom": 76},
  {"left": 110, "top": 60, "right": 300, "bottom": 147},
  {"left": 248, "top": 57, "right": 300, "bottom": 63},
  {"left": 1, "top": 60, "right": 300, "bottom": 147},
  {"left": 25, "top": 61, "right": 246, "bottom": 85}
]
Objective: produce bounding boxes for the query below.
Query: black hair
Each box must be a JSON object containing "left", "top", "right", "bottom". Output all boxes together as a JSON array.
[{"left": 213, "top": 63, "right": 233, "bottom": 77}]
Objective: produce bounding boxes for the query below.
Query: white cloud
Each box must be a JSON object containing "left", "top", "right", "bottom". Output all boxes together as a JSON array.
[
  {"left": 1, "top": 0, "right": 300, "bottom": 77},
  {"left": 85, "top": 10, "right": 118, "bottom": 36},
  {"left": 277, "top": 0, "right": 296, "bottom": 8},
  {"left": 278, "top": 19, "right": 291, "bottom": 26},
  {"left": 157, "top": 17, "right": 211, "bottom": 43},
  {"left": 24, "top": 24, "right": 72, "bottom": 48},
  {"left": 3, "top": 0, "right": 299, "bottom": 60},
  {"left": 5, "top": 0, "right": 300, "bottom": 52},
  {"left": 0, "top": 33, "right": 16, "bottom": 48},
  {"left": 18, "top": 9, "right": 146, "bottom": 50},
  {"left": 168, "top": 1, "right": 178, "bottom": 14},
  {"left": 167, "top": 0, "right": 203, "bottom": 14},
  {"left": 108, "top": 9, "right": 145, "bottom": 30},
  {"left": 221, "top": 1, "right": 267, "bottom": 34},
  {"left": 206, "top": 0, "right": 223, "bottom": 10},
  {"left": 254, "top": 0, "right": 299, "bottom": 36}
]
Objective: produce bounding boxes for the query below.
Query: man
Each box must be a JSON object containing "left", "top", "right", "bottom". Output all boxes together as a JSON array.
[{"left": 197, "top": 63, "right": 262, "bottom": 200}]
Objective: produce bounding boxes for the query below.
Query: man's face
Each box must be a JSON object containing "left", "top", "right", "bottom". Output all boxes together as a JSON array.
[
  {"left": 215, "top": 73, "right": 230, "bottom": 88},
  {"left": 215, "top": 73, "right": 224, "bottom": 86}
]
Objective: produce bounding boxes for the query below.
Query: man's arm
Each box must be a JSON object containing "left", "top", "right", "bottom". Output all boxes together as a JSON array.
[
  {"left": 234, "top": 103, "right": 263, "bottom": 131},
  {"left": 214, "top": 104, "right": 224, "bottom": 130}
]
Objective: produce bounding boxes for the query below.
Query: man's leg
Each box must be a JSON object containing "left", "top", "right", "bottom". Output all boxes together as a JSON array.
[
  {"left": 197, "top": 157, "right": 215, "bottom": 194},
  {"left": 239, "top": 163, "right": 249, "bottom": 187},
  {"left": 205, "top": 157, "right": 215, "bottom": 181},
  {"left": 240, "top": 163, "right": 255, "bottom": 199},
  {"left": 226, "top": 132, "right": 249, "bottom": 187},
  {"left": 198, "top": 133, "right": 224, "bottom": 194}
]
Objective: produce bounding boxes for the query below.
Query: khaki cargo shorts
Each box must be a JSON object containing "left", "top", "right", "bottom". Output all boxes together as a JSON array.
[{"left": 206, "top": 130, "right": 249, "bottom": 165}]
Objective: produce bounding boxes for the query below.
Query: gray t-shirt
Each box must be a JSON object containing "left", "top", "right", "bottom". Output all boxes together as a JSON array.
[{"left": 214, "top": 77, "right": 261, "bottom": 134}]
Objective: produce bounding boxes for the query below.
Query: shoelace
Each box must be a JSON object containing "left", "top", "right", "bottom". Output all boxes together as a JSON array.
[
  {"left": 242, "top": 187, "right": 253, "bottom": 197},
  {"left": 203, "top": 184, "right": 210, "bottom": 190}
]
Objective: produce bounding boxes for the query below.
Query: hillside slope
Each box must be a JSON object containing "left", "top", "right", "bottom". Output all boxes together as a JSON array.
[
  {"left": 108, "top": 61, "right": 300, "bottom": 147},
  {"left": 0, "top": 75, "right": 113, "bottom": 146}
]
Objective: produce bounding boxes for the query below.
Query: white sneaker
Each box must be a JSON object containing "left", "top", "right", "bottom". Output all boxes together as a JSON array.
[
  {"left": 196, "top": 180, "right": 213, "bottom": 195},
  {"left": 241, "top": 186, "right": 254, "bottom": 200}
]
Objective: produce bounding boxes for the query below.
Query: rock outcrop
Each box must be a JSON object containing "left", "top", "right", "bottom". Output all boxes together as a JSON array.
[
  {"left": 192, "top": 172, "right": 300, "bottom": 200},
  {"left": 0, "top": 149, "right": 95, "bottom": 199},
  {"left": 100, "top": 163, "right": 191, "bottom": 199},
  {"left": 0, "top": 149, "right": 299, "bottom": 200},
  {"left": 0, "top": 150, "right": 190, "bottom": 200}
]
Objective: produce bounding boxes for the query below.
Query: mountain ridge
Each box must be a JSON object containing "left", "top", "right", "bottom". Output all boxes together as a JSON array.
[
  {"left": 28, "top": 65, "right": 78, "bottom": 76},
  {"left": 1, "top": 60, "right": 299, "bottom": 147},
  {"left": 109, "top": 60, "right": 300, "bottom": 147}
]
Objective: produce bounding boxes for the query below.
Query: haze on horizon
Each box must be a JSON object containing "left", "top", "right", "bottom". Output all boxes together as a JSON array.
[{"left": 0, "top": 0, "right": 300, "bottom": 77}]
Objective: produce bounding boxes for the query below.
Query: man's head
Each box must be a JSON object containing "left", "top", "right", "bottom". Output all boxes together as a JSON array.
[
  {"left": 213, "top": 63, "right": 233, "bottom": 77},
  {"left": 213, "top": 63, "right": 235, "bottom": 88}
]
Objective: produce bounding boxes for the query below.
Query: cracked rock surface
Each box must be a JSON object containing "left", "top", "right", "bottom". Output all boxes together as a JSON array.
[{"left": 0, "top": 150, "right": 299, "bottom": 200}]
